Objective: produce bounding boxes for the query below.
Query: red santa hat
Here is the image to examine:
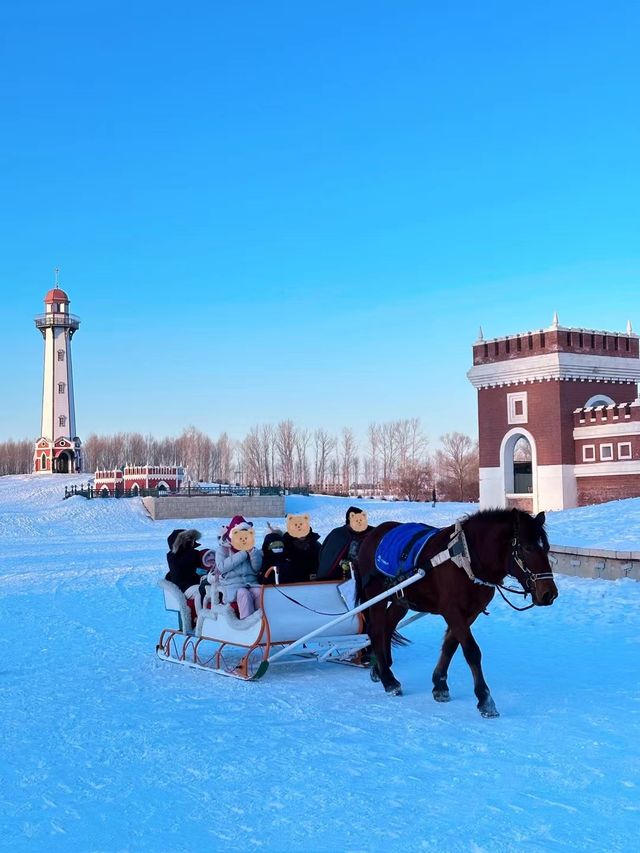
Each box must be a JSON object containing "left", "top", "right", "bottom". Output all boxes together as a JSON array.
[{"left": 222, "top": 515, "right": 253, "bottom": 542}]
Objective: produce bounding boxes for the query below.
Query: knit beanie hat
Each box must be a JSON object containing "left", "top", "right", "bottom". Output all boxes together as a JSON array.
[{"left": 222, "top": 515, "right": 253, "bottom": 542}]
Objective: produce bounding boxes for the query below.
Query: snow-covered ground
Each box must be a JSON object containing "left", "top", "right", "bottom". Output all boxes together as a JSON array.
[{"left": 0, "top": 475, "right": 638, "bottom": 853}]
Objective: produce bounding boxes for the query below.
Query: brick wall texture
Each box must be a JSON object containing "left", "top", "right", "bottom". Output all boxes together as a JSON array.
[{"left": 576, "top": 476, "right": 640, "bottom": 506}]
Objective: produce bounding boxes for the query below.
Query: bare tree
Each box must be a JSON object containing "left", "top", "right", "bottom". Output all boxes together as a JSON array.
[
  {"left": 215, "top": 432, "right": 233, "bottom": 483},
  {"left": 275, "top": 420, "right": 296, "bottom": 487},
  {"left": 436, "top": 432, "right": 479, "bottom": 502},
  {"left": 366, "top": 422, "right": 381, "bottom": 488},
  {"left": 294, "top": 428, "right": 311, "bottom": 487},
  {"left": 260, "top": 424, "right": 275, "bottom": 486},
  {"left": 340, "top": 427, "right": 356, "bottom": 491},
  {"left": 379, "top": 421, "right": 400, "bottom": 491},
  {"left": 0, "top": 438, "right": 34, "bottom": 474},
  {"left": 241, "top": 426, "right": 263, "bottom": 486},
  {"left": 397, "top": 460, "right": 434, "bottom": 502},
  {"left": 313, "top": 428, "right": 336, "bottom": 492}
]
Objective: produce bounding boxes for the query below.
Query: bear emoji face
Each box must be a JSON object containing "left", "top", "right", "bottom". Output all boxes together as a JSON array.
[
  {"left": 287, "top": 513, "right": 311, "bottom": 539},
  {"left": 230, "top": 526, "right": 255, "bottom": 552},
  {"left": 348, "top": 509, "right": 368, "bottom": 533}
]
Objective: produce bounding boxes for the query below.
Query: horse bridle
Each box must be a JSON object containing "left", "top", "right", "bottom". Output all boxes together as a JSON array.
[{"left": 509, "top": 515, "right": 555, "bottom": 594}]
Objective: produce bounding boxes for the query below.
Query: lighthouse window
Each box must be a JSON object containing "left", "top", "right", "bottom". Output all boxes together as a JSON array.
[
  {"left": 59, "top": 416, "right": 66, "bottom": 427},
  {"left": 57, "top": 350, "right": 65, "bottom": 362},
  {"left": 58, "top": 382, "right": 65, "bottom": 394}
]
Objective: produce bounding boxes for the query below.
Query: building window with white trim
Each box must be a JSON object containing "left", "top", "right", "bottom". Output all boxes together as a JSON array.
[
  {"left": 582, "top": 445, "right": 596, "bottom": 462},
  {"left": 58, "top": 382, "right": 65, "bottom": 394},
  {"left": 599, "top": 443, "right": 614, "bottom": 461},
  {"left": 59, "top": 416, "right": 66, "bottom": 427},
  {"left": 618, "top": 442, "right": 632, "bottom": 460},
  {"left": 507, "top": 392, "right": 528, "bottom": 425},
  {"left": 57, "top": 350, "right": 65, "bottom": 362}
]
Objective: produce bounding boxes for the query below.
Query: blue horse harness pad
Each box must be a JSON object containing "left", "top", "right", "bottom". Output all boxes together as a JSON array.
[{"left": 375, "top": 523, "right": 441, "bottom": 578}]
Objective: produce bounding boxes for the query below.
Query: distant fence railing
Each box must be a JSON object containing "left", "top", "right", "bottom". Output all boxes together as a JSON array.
[{"left": 64, "top": 484, "right": 310, "bottom": 500}]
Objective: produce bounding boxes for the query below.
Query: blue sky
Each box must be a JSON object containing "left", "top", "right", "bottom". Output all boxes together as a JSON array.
[{"left": 3, "top": 1, "right": 640, "bottom": 447}]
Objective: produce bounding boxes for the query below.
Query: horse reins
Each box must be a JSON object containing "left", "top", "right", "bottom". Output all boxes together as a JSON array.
[
  {"left": 493, "top": 515, "right": 555, "bottom": 610},
  {"left": 435, "top": 517, "right": 553, "bottom": 612}
]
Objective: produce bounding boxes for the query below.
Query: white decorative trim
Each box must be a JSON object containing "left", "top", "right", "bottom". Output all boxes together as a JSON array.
[
  {"left": 574, "top": 460, "right": 640, "bottom": 477},
  {"left": 468, "top": 351, "right": 640, "bottom": 389},
  {"left": 599, "top": 443, "right": 614, "bottom": 461},
  {"left": 585, "top": 394, "right": 615, "bottom": 408},
  {"left": 498, "top": 428, "right": 539, "bottom": 513},
  {"left": 535, "top": 464, "right": 578, "bottom": 511},
  {"left": 573, "top": 421, "right": 640, "bottom": 439},
  {"left": 507, "top": 391, "right": 528, "bottom": 424},
  {"left": 618, "top": 442, "right": 632, "bottom": 460},
  {"left": 582, "top": 445, "right": 596, "bottom": 462}
]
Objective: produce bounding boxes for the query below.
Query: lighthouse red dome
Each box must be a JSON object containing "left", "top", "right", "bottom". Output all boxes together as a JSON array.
[{"left": 44, "top": 288, "right": 70, "bottom": 304}]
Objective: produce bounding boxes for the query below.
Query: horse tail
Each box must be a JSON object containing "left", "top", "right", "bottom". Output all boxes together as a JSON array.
[{"left": 391, "top": 629, "right": 411, "bottom": 647}]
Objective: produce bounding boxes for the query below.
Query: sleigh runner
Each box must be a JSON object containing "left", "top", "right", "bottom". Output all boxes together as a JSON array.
[{"left": 156, "top": 568, "right": 426, "bottom": 680}]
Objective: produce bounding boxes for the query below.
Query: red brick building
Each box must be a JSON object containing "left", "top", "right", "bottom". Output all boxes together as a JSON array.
[
  {"left": 94, "top": 465, "right": 185, "bottom": 496},
  {"left": 468, "top": 316, "right": 640, "bottom": 511}
]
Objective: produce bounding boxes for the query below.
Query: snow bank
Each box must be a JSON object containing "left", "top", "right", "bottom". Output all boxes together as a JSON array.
[{"left": 0, "top": 475, "right": 638, "bottom": 852}]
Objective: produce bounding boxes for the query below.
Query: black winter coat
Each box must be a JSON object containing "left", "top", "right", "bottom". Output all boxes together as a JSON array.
[
  {"left": 165, "top": 539, "right": 203, "bottom": 593},
  {"left": 259, "top": 531, "right": 289, "bottom": 584},
  {"left": 281, "top": 530, "right": 321, "bottom": 583},
  {"left": 317, "top": 525, "right": 374, "bottom": 580}
]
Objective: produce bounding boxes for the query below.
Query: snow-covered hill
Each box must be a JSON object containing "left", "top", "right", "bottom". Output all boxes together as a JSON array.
[{"left": 0, "top": 475, "right": 638, "bottom": 852}]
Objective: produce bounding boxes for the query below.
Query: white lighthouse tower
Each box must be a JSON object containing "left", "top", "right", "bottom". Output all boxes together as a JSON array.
[{"left": 33, "top": 276, "right": 83, "bottom": 474}]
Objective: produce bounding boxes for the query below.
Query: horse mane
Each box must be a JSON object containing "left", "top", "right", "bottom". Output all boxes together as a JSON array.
[
  {"left": 462, "top": 507, "right": 550, "bottom": 552},
  {"left": 462, "top": 508, "right": 513, "bottom": 524}
]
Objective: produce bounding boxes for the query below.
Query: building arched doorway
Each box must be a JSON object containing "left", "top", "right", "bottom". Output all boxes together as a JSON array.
[
  {"left": 56, "top": 451, "right": 73, "bottom": 473},
  {"left": 499, "top": 427, "right": 538, "bottom": 513}
]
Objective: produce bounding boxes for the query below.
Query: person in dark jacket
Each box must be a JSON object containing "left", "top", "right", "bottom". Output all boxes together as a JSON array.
[
  {"left": 281, "top": 513, "right": 321, "bottom": 582},
  {"left": 259, "top": 525, "right": 289, "bottom": 584},
  {"left": 165, "top": 528, "right": 205, "bottom": 599},
  {"left": 317, "top": 506, "right": 374, "bottom": 580}
]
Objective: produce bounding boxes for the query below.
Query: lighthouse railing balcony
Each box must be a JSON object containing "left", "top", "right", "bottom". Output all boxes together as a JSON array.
[{"left": 34, "top": 313, "right": 80, "bottom": 331}]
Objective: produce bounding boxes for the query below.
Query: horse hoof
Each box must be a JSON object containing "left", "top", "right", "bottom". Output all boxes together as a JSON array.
[
  {"left": 433, "top": 689, "right": 450, "bottom": 703},
  {"left": 385, "top": 683, "right": 403, "bottom": 696},
  {"left": 478, "top": 698, "right": 500, "bottom": 718},
  {"left": 370, "top": 667, "right": 380, "bottom": 683}
]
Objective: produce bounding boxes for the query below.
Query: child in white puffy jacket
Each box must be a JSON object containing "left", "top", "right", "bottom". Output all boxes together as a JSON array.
[{"left": 215, "top": 516, "right": 263, "bottom": 618}]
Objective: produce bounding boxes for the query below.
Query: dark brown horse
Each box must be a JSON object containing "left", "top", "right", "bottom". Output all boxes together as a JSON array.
[{"left": 356, "top": 508, "right": 558, "bottom": 717}]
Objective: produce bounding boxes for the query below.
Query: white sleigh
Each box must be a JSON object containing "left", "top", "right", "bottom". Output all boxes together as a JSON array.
[{"left": 157, "top": 570, "right": 371, "bottom": 680}]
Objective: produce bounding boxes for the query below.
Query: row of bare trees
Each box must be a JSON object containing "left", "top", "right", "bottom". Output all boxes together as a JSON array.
[
  {"left": 83, "top": 428, "right": 236, "bottom": 483},
  {"left": 0, "top": 421, "right": 479, "bottom": 501},
  {"left": 0, "top": 439, "right": 33, "bottom": 475}
]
